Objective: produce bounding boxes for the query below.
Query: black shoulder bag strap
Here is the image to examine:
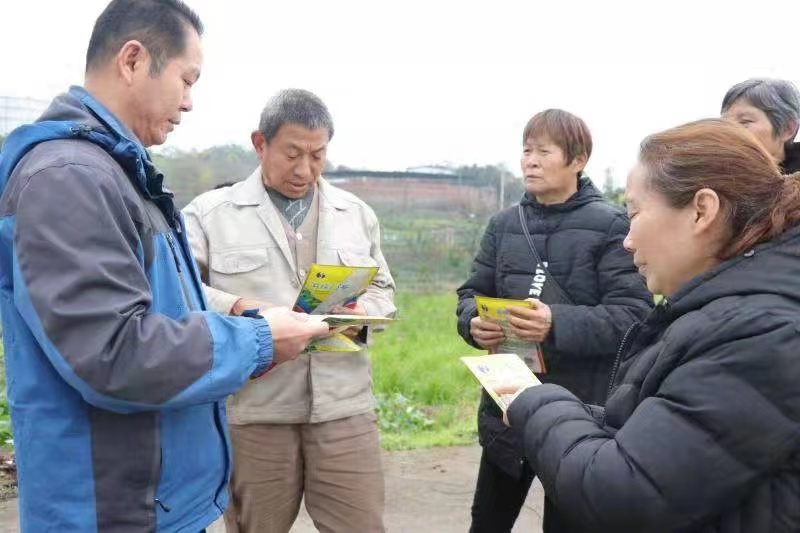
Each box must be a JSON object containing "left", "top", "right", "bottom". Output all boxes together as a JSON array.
[{"left": 518, "top": 203, "right": 575, "bottom": 305}]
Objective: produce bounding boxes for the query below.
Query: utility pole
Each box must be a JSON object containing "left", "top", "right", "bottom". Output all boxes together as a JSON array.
[{"left": 499, "top": 170, "right": 505, "bottom": 211}]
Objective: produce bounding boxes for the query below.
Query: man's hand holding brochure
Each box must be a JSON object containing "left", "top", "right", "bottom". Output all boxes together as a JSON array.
[{"left": 293, "top": 263, "right": 394, "bottom": 352}]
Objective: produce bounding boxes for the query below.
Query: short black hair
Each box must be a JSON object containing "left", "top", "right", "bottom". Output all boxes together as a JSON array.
[
  {"left": 86, "top": 0, "right": 203, "bottom": 75},
  {"left": 259, "top": 89, "right": 334, "bottom": 142}
]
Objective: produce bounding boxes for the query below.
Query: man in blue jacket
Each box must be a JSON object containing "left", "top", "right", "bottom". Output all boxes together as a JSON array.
[{"left": 0, "top": 0, "right": 328, "bottom": 531}]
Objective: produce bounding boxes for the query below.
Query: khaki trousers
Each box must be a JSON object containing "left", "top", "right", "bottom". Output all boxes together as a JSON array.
[{"left": 223, "top": 412, "right": 385, "bottom": 533}]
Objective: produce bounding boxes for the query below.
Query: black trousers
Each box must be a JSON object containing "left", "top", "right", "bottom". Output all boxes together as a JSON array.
[
  {"left": 469, "top": 447, "right": 535, "bottom": 533},
  {"left": 469, "top": 447, "right": 578, "bottom": 533}
]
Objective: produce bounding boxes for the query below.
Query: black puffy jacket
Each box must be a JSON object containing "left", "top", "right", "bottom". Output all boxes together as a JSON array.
[
  {"left": 457, "top": 177, "right": 652, "bottom": 477},
  {"left": 508, "top": 225, "right": 800, "bottom": 533},
  {"left": 457, "top": 177, "right": 652, "bottom": 403},
  {"left": 782, "top": 141, "right": 800, "bottom": 173}
]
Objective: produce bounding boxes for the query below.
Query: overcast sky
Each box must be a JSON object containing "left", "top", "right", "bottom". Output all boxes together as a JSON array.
[{"left": 3, "top": 0, "right": 799, "bottom": 184}]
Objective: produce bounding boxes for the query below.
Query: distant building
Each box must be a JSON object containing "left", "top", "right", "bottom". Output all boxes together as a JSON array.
[
  {"left": 0, "top": 96, "right": 48, "bottom": 136},
  {"left": 405, "top": 165, "right": 458, "bottom": 176},
  {"left": 324, "top": 169, "right": 497, "bottom": 215}
]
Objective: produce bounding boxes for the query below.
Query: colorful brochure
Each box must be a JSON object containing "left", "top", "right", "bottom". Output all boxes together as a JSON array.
[
  {"left": 293, "top": 264, "right": 378, "bottom": 314},
  {"left": 293, "top": 264, "right": 391, "bottom": 352},
  {"left": 311, "top": 315, "right": 394, "bottom": 333},
  {"left": 307, "top": 332, "right": 363, "bottom": 353},
  {"left": 460, "top": 353, "right": 542, "bottom": 411},
  {"left": 319, "top": 315, "right": 394, "bottom": 328},
  {"left": 474, "top": 296, "right": 546, "bottom": 373}
]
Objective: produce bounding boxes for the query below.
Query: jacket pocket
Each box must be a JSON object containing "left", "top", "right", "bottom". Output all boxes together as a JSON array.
[
  {"left": 337, "top": 249, "right": 377, "bottom": 267},
  {"left": 210, "top": 248, "right": 270, "bottom": 274}
]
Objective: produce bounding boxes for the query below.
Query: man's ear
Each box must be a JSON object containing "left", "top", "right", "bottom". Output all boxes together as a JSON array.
[
  {"left": 691, "top": 187, "right": 722, "bottom": 235},
  {"left": 251, "top": 130, "right": 266, "bottom": 155},
  {"left": 116, "top": 40, "right": 148, "bottom": 84}
]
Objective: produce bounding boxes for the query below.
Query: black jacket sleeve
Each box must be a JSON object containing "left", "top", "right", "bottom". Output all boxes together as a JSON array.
[
  {"left": 507, "top": 312, "right": 800, "bottom": 532},
  {"left": 544, "top": 214, "right": 652, "bottom": 360},
  {"left": 456, "top": 215, "right": 499, "bottom": 348}
]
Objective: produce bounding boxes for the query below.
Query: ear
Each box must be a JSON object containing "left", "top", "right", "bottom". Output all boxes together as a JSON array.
[
  {"left": 569, "top": 153, "right": 588, "bottom": 174},
  {"left": 251, "top": 130, "right": 266, "bottom": 157},
  {"left": 116, "top": 40, "right": 149, "bottom": 84},
  {"left": 690, "top": 188, "right": 722, "bottom": 235},
  {"left": 779, "top": 119, "right": 799, "bottom": 145}
]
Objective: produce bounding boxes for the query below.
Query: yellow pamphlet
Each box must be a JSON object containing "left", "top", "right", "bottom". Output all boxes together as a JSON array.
[
  {"left": 305, "top": 315, "right": 395, "bottom": 347},
  {"left": 474, "top": 296, "right": 546, "bottom": 373},
  {"left": 293, "top": 264, "right": 391, "bottom": 352},
  {"left": 461, "top": 353, "right": 542, "bottom": 410},
  {"left": 307, "top": 333, "right": 363, "bottom": 353},
  {"left": 320, "top": 315, "right": 394, "bottom": 328},
  {"left": 293, "top": 264, "right": 378, "bottom": 314}
]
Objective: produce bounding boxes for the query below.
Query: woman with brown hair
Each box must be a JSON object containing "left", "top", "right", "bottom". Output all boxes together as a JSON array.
[{"left": 505, "top": 119, "right": 800, "bottom": 532}]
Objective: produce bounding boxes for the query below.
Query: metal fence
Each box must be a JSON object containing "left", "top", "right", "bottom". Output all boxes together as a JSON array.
[{"left": 0, "top": 96, "right": 48, "bottom": 136}]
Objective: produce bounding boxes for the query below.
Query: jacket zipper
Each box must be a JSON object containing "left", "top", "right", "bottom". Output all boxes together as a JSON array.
[
  {"left": 165, "top": 232, "right": 197, "bottom": 312},
  {"left": 69, "top": 124, "right": 93, "bottom": 137},
  {"left": 166, "top": 230, "right": 230, "bottom": 510},
  {"left": 168, "top": 224, "right": 229, "bottom": 508},
  {"left": 604, "top": 301, "right": 667, "bottom": 407},
  {"left": 148, "top": 432, "right": 163, "bottom": 527},
  {"left": 154, "top": 498, "right": 171, "bottom": 513},
  {"left": 605, "top": 322, "right": 638, "bottom": 403},
  {"left": 212, "top": 403, "right": 230, "bottom": 509},
  {"left": 173, "top": 220, "right": 208, "bottom": 307}
]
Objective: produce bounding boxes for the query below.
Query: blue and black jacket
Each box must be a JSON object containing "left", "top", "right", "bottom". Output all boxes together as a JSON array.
[{"left": 0, "top": 86, "right": 272, "bottom": 532}]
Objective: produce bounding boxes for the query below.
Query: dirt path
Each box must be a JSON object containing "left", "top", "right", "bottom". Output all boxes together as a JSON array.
[{"left": 0, "top": 445, "right": 543, "bottom": 532}]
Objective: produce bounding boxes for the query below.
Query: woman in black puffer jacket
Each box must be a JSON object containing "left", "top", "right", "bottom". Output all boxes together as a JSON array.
[
  {"left": 456, "top": 109, "right": 653, "bottom": 533},
  {"left": 507, "top": 119, "right": 800, "bottom": 533}
]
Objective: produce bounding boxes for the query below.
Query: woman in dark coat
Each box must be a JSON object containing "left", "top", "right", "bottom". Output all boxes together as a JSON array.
[
  {"left": 506, "top": 119, "right": 800, "bottom": 533},
  {"left": 722, "top": 77, "right": 800, "bottom": 173},
  {"left": 456, "top": 109, "right": 652, "bottom": 532}
]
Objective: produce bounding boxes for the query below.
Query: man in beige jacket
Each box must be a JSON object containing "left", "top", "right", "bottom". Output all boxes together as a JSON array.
[{"left": 183, "top": 89, "right": 396, "bottom": 533}]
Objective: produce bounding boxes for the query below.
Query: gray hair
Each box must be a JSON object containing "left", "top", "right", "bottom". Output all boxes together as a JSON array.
[
  {"left": 721, "top": 78, "right": 800, "bottom": 140},
  {"left": 258, "top": 89, "right": 334, "bottom": 142}
]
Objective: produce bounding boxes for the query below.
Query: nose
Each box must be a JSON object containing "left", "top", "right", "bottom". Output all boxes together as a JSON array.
[
  {"left": 181, "top": 88, "right": 193, "bottom": 113},
  {"left": 522, "top": 152, "right": 539, "bottom": 169},
  {"left": 295, "top": 155, "right": 313, "bottom": 180},
  {"left": 623, "top": 232, "right": 634, "bottom": 253}
]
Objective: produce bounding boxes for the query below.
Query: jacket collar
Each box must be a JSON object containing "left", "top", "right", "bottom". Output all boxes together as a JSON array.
[
  {"left": 227, "top": 167, "right": 358, "bottom": 278},
  {"left": 230, "top": 166, "right": 353, "bottom": 211},
  {"left": 519, "top": 173, "right": 603, "bottom": 213},
  {"left": 229, "top": 167, "right": 268, "bottom": 206},
  {"left": 5, "top": 86, "right": 178, "bottom": 226},
  {"left": 67, "top": 87, "right": 177, "bottom": 225},
  {"left": 662, "top": 224, "right": 800, "bottom": 322},
  {"left": 68, "top": 86, "right": 143, "bottom": 148}
]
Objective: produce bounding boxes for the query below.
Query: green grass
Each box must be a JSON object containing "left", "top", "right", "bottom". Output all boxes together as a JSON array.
[{"left": 371, "top": 292, "right": 483, "bottom": 450}]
